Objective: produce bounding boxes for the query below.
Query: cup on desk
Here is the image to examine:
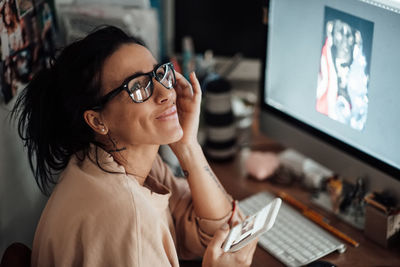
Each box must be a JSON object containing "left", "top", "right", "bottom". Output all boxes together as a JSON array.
[{"left": 203, "top": 75, "right": 237, "bottom": 161}]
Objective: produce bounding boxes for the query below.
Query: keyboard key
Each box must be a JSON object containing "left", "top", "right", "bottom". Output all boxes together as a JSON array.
[{"left": 292, "top": 251, "right": 307, "bottom": 263}]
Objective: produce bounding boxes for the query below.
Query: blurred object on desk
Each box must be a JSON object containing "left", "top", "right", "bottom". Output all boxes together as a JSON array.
[
  {"left": 274, "top": 148, "right": 368, "bottom": 230},
  {"left": 276, "top": 149, "right": 333, "bottom": 189},
  {"left": 232, "top": 89, "right": 257, "bottom": 147},
  {"left": 338, "top": 177, "right": 366, "bottom": 222},
  {"left": 181, "top": 36, "right": 195, "bottom": 80},
  {"left": 325, "top": 175, "right": 343, "bottom": 213},
  {"left": 364, "top": 191, "right": 400, "bottom": 248},
  {"left": 216, "top": 53, "right": 243, "bottom": 78},
  {"left": 244, "top": 151, "right": 280, "bottom": 181},
  {"left": 203, "top": 77, "right": 237, "bottom": 161},
  {"left": 312, "top": 176, "right": 366, "bottom": 230},
  {"left": 195, "top": 50, "right": 216, "bottom": 83},
  {"left": 211, "top": 56, "right": 260, "bottom": 149}
]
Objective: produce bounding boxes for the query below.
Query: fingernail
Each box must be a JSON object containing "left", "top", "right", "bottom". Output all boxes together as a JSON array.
[
  {"left": 221, "top": 223, "right": 229, "bottom": 230},
  {"left": 192, "top": 71, "right": 196, "bottom": 78}
]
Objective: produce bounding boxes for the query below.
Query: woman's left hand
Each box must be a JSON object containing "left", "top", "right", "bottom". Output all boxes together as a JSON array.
[{"left": 169, "top": 71, "right": 202, "bottom": 151}]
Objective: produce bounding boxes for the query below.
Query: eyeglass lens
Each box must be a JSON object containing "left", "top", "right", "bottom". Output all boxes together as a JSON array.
[
  {"left": 156, "top": 63, "right": 175, "bottom": 88},
  {"left": 127, "top": 63, "right": 175, "bottom": 102},
  {"left": 127, "top": 76, "right": 152, "bottom": 102}
]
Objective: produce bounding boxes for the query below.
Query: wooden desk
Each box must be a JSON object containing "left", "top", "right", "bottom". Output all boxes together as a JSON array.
[{"left": 207, "top": 135, "right": 400, "bottom": 267}]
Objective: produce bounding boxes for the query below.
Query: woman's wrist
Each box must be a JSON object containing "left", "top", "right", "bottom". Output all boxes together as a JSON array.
[{"left": 170, "top": 142, "right": 203, "bottom": 163}]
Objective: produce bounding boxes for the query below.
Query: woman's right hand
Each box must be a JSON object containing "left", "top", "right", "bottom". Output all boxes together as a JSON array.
[{"left": 202, "top": 224, "right": 257, "bottom": 267}]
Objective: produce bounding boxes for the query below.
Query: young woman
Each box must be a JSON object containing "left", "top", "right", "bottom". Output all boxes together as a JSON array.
[{"left": 12, "top": 26, "right": 257, "bottom": 266}]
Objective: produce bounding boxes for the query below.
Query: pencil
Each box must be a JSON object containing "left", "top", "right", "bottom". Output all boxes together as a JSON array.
[
  {"left": 278, "top": 192, "right": 325, "bottom": 222},
  {"left": 364, "top": 193, "right": 388, "bottom": 213},
  {"left": 278, "top": 191, "right": 359, "bottom": 247}
]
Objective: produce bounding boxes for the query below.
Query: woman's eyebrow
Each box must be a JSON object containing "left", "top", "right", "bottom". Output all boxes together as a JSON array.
[{"left": 123, "top": 63, "right": 160, "bottom": 81}]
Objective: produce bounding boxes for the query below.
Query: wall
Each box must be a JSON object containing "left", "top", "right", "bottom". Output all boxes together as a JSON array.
[{"left": 0, "top": 98, "right": 47, "bottom": 257}]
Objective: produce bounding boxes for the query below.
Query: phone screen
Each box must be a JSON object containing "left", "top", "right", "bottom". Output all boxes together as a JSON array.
[
  {"left": 232, "top": 206, "right": 269, "bottom": 245},
  {"left": 223, "top": 197, "right": 282, "bottom": 252}
]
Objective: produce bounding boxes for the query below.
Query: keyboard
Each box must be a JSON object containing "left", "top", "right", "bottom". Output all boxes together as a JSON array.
[{"left": 239, "top": 191, "right": 346, "bottom": 267}]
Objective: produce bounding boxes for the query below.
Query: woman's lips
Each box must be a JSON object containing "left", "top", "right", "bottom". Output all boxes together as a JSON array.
[{"left": 156, "top": 105, "right": 178, "bottom": 120}]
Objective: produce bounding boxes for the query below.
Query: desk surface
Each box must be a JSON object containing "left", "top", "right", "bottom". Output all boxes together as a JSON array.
[{"left": 205, "top": 133, "right": 400, "bottom": 267}]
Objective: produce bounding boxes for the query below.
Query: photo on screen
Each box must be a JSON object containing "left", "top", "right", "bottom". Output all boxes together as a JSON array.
[{"left": 316, "top": 6, "right": 374, "bottom": 131}]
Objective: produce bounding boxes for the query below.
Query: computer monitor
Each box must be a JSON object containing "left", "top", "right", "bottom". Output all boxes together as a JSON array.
[{"left": 260, "top": 0, "right": 400, "bottom": 196}]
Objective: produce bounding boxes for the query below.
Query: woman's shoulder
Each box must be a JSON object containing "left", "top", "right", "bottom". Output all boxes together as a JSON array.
[
  {"left": 47, "top": 154, "right": 135, "bottom": 218},
  {"left": 60, "top": 153, "right": 124, "bottom": 188},
  {"left": 34, "top": 155, "right": 138, "bottom": 250},
  {"left": 32, "top": 164, "right": 140, "bottom": 266}
]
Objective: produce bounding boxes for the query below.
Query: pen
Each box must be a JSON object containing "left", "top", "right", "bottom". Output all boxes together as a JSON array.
[{"left": 278, "top": 191, "right": 359, "bottom": 247}]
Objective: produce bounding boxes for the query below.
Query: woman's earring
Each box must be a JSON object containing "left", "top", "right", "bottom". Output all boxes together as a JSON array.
[{"left": 101, "top": 128, "right": 105, "bottom": 132}]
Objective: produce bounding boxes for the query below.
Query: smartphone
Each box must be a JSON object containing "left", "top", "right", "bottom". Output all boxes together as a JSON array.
[{"left": 222, "top": 197, "right": 282, "bottom": 252}]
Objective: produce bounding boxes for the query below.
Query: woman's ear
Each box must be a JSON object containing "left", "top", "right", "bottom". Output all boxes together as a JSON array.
[{"left": 83, "top": 110, "right": 108, "bottom": 135}]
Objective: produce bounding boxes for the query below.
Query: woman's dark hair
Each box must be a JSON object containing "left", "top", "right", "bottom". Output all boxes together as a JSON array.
[{"left": 11, "top": 25, "right": 145, "bottom": 195}]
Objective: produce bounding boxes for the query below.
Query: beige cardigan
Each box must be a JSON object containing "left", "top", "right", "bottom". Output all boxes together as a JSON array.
[{"left": 31, "top": 146, "right": 233, "bottom": 267}]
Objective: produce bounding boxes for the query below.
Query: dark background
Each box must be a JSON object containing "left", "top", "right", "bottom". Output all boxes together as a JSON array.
[{"left": 174, "top": 0, "right": 267, "bottom": 59}]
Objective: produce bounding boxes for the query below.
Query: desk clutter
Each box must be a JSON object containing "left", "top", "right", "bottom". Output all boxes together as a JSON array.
[{"left": 242, "top": 148, "right": 400, "bottom": 249}]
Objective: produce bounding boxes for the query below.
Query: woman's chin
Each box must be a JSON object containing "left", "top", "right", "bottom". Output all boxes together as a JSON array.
[
  {"left": 172, "top": 127, "right": 184, "bottom": 142},
  {"left": 162, "top": 126, "right": 183, "bottom": 145}
]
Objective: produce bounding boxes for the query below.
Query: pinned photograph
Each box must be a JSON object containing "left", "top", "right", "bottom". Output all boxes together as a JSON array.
[
  {"left": 0, "top": 0, "right": 56, "bottom": 104},
  {"left": 16, "top": 0, "right": 34, "bottom": 17},
  {"left": 316, "top": 7, "right": 374, "bottom": 131}
]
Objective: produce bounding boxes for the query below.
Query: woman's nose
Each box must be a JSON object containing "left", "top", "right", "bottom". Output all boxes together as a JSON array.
[{"left": 153, "top": 80, "right": 175, "bottom": 104}]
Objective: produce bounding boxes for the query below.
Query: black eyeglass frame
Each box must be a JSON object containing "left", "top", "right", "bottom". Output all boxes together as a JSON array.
[{"left": 92, "top": 62, "right": 176, "bottom": 110}]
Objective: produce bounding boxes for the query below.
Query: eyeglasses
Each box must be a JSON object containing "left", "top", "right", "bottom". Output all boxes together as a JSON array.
[{"left": 92, "top": 62, "right": 176, "bottom": 110}]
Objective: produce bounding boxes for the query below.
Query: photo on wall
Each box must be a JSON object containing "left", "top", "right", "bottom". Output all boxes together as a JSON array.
[
  {"left": 16, "top": 0, "right": 34, "bottom": 17},
  {"left": 0, "top": 0, "right": 56, "bottom": 104},
  {"left": 316, "top": 6, "right": 374, "bottom": 131}
]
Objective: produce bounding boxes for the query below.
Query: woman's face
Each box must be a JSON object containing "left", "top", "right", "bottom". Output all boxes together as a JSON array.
[{"left": 99, "top": 43, "right": 183, "bottom": 147}]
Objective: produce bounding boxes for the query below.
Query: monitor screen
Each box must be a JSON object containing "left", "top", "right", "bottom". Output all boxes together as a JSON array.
[{"left": 260, "top": 0, "right": 400, "bottom": 192}]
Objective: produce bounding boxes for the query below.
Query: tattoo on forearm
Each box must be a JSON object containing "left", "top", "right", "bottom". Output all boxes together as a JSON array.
[{"left": 203, "top": 166, "right": 231, "bottom": 201}]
